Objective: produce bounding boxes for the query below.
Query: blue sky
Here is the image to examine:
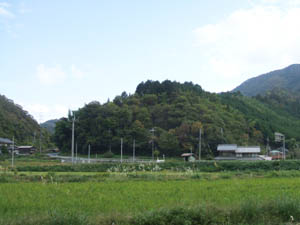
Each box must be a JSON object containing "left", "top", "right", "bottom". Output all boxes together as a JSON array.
[{"left": 1, "top": 0, "right": 300, "bottom": 122}]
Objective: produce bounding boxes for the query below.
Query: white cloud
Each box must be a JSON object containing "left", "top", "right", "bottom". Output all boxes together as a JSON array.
[
  {"left": 0, "top": 3, "right": 14, "bottom": 18},
  {"left": 22, "top": 103, "right": 70, "bottom": 122},
  {"left": 36, "top": 64, "right": 67, "bottom": 85},
  {"left": 0, "top": 2, "right": 10, "bottom": 7},
  {"left": 193, "top": 1, "right": 300, "bottom": 92},
  {"left": 71, "top": 64, "right": 84, "bottom": 79}
]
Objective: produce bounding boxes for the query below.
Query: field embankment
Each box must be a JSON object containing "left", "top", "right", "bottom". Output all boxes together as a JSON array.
[{"left": 10, "top": 160, "right": 300, "bottom": 172}]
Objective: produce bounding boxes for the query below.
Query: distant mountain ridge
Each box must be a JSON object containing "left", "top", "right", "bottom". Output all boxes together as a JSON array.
[
  {"left": 233, "top": 64, "right": 300, "bottom": 96},
  {"left": 41, "top": 119, "right": 58, "bottom": 134}
]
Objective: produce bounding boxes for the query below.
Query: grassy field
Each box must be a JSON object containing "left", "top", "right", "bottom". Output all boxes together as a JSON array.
[
  {"left": 1, "top": 171, "right": 300, "bottom": 224},
  {"left": 2, "top": 155, "right": 300, "bottom": 224}
]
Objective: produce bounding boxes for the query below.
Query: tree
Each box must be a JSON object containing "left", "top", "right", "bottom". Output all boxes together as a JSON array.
[{"left": 158, "top": 130, "right": 180, "bottom": 156}]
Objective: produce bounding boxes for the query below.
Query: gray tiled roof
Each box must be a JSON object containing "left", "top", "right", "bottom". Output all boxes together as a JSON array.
[
  {"left": 217, "top": 144, "right": 237, "bottom": 151},
  {"left": 0, "top": 137, "right": 13, "bottom": 144},
  {"left": 236, "top": 146, "right": 260, "bottom": 153}
]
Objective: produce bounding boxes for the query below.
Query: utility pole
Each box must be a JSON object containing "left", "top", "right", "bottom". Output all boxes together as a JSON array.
[
  {"left": 11, "top": 136, "right": 14, "bottom": 167},
  {"left": 221, "top": 128, "right": 224, "bottom": 141},
  {"left": 71, "top": 113, "right": 75, "bottom": 164},
  {"left": 150, "top": 128, "right": 155, "bottom": 161},
  {"left": 33, "top": 132, "right": 36, "bottom": 146},
  {"left": 75, "top": 142, "right": 78, "bottom": 163},
  {"left": 199, "top": 128, "right": 202, "bottom": 161},
  {"left": 121, "top": 138, "right": 123, "bottom": 163},
  {"left": 88, "top": 144, "right": 91, "bottom": 163},
  {"left": 39, "top": 128, "right": 42, "bottom": 154},
  {"left": 39, "top": 114, "right": 42, "bottom": 154},
  {"left": 133, "top": 138, "right": 135, "bottom": 162},
  {"left": 266, "top": 137, "right": 270, "bottom": 156},
  {"left": 275, "top": 132, "right": 285, "bottom": 160},
  {"left": 283, "top": 136, "right": 286, "bottom": 160}
]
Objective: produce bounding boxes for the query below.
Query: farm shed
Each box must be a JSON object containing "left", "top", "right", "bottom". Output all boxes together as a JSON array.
[
  {"left": 181, "top": 153, "right": 197, "bottom": 162},
  {"left": 18, "top": 146, "right": 36, "bottom": 154}
]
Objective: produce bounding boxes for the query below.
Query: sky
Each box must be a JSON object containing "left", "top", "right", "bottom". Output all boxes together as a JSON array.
[{"left": 1, "top": 0, "right": 300, "bottom": 122}]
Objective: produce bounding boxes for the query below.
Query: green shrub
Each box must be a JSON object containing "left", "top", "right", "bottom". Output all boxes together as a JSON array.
[{"left": 102, "top": 151, "right": 115, "bottom": 158}]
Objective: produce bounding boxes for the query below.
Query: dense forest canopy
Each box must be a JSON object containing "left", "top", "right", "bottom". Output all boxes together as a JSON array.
[{"left": 54, "top": 80, "right": 300, "bottom": 158}]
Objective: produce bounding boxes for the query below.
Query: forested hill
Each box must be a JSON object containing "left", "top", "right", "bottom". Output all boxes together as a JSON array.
[
  {"left": 54, "top": 80, "right": 300, "bottom": 157},
  {"left": 233, "top": 64, "right": 300, "bottom": 96},
  {"left": 0, "top": 94, "right": 44, "bottom": 145},
  {"left": 41, "top": 119, "right": 58, "bottom": 134}
]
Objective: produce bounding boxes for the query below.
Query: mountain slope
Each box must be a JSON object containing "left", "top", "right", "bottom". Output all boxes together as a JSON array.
[
  {"left": 233, "top": 64, "right": 300, "bottom": 96},
  {"left": 0, "top": 94, "right": 42, "bottom": 145},
  {"left": 41, "top": 119, "right": 58, "bottom": 134}
]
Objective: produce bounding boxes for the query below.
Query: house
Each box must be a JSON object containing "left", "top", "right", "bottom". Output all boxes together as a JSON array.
[
  {"left": 0, "top": 137, "right": 13, "bottom": 154},
  {"left": 216, "top": 144, "right": 237, "bottom": 159},
  {"left": 236, "top": 146, "right": 260, "bottom": 159},
  {"left": 215, "top": 144, "right": 261, "bottom": 160},
  {"left": 181, "top": 153, "right": 197, "bottom": 162},
  {"left": 17, "top": 146, "right": 36, "bottom": 154},
  {"left": 0, "top": 137, "right": 13, "bottom": 145}
]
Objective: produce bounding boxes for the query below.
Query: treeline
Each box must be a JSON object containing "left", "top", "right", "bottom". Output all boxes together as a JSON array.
[
  {"left": 0, "top": 94, "right": 52, "bottom": 148},
  {"left": 54, "top": 80, "right": 300, "bottom": 158}
]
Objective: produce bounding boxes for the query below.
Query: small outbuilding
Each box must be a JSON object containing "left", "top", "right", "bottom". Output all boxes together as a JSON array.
[
  {"left": 181, "top": 153, "right": 197, "bottom": 162},
  {"left": 18, "top": 146, "right": 36, "bottom": 154},
  {"left": 269, "top": 150, "right": 283, "bottom": 160}
]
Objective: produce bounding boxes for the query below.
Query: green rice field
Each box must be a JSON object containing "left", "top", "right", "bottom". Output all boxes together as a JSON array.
[
  {"left": 1, "top": 173, "right": 300, "bottom": 225},
  {"left": 2, "top": 156, "right": 300, "bottom": 224}
]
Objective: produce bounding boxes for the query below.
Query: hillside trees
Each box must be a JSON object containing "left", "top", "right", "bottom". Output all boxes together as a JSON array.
[
  {"left": 54, "top": 80, "right": 300, "bottom": 157},
  {"left": 0, "top": 94, "right": 52, "bottom": 148}
]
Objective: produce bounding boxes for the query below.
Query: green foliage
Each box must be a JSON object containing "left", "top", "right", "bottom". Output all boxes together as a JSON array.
[
  {"left": 0, "top": 94, "right": 53, "bottom": 148},
  {"left": 131, "top": 199, "right": 300, "bottom": 225},
  {"left": 153, "top": 149, "right": 160, "bottom": 158},
  {"left": 0, "top": 95, "right": 38, "bottom": 144},
  {"left": 53, "top": 79, "right": 300, "bottom": 157},
  {"left": 1, "top": 145, "right": 8, "bottom": 154},
  {"left": 13, "top": 160, "right": 300, "bottom": 173},
  {"left": 102, "top": 151, "right": 115, "bottom": 158}
]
